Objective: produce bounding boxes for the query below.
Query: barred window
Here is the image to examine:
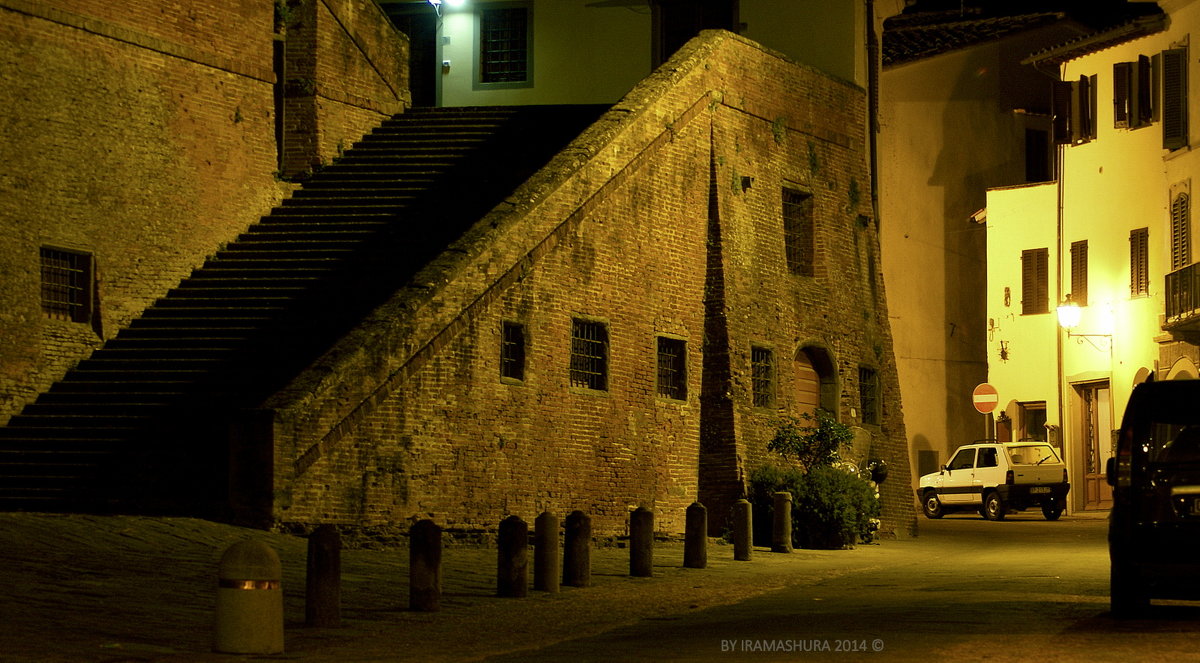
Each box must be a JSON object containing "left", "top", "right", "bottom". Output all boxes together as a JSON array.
[
  {"left": 570, "top": 319, "right": 607, "bottom": 391},
  {"left": 500, "top": 321, "right": 525, "bottom": 382},
  {"left": 782, "top": 188, "right": 814, "bottom": 276},
  {"left": 751, "top": 346, "right": 774, "bottom": 408},
  {"left": 859, "top": 366, "right": 880, "bottom": 425},
  {"left": 40, "top": 247, "right": 91, "bottom": 323},
  {"left": 478, "top": 4, "right": 530, "bottom": 85},
  {"left": 656, "top": 337, "right": 686, "bottom": 401}
]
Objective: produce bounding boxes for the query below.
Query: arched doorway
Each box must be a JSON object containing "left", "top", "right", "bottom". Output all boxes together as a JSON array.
[{"left": 795, "top": 345, "right": 837, "bottom": 419}]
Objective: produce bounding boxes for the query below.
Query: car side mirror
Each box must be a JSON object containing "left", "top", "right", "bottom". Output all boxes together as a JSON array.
[
  {"left": 940, "top": 464, "right": 947, "bottom": 474},
  {"left": 1106, "top": 457, "right": 1117, "bottom": 487}
]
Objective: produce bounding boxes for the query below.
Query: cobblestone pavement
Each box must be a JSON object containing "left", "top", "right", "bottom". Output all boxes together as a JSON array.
[{"left": 0, "top": 513, "right": 898, "bottom": 662}]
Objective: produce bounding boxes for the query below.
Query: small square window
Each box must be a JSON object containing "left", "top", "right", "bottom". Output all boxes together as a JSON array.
[
  {"left": 570, "top": 319, "right": 608, "bottom": 391},
  {"left": 859, "top": 366, "right": 880, "bottom": 425},
  {"left": 501, "top": 321, "right": 525, "bottom": 382},
  {"left": 40, "top": 247, "right": 92, "bottom": 323},
  {"left": 751, "top": 346, "right": 774, "bottom": 408},
  {"left": 656, "top": 337, "right": 686, "bottom": 401}
]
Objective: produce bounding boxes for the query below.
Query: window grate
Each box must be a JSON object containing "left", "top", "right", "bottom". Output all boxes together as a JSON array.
[
  {"left": 40, "top": 247, "right": 90, "bottom": 322},
  {"left": 656, "top": 337, "right": 686, "bottom": 400},
  {"left": 480, "top": 7, "right": 528, "bottom": 83},
  {"left": 501, "top": 322, "right": 525, "bottom": 381},
  {"left": 751, "top": 346, "right": 773, "bottom": 408},
  {"left": 782, "top": 188, "right": 814, "bottom": 276},
  {"left": 570, "top": 319, "right": 607, "bottom": 391}
]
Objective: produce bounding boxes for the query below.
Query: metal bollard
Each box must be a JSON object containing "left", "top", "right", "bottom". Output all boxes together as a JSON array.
[
  {"left": 629, "top": 506, "right": 654, "bottom": 577},
  {"left": 214, "top": 539, "right": 283, "bottom": 654},
  {"left": 772, "top": 491, "right": 793, "bottom": 553},
  {"left": 684, "top": 502, "right": 707, "bottom": 569},
  {"left": 733, "top": 499, "right": 753, "bottom": 561}
]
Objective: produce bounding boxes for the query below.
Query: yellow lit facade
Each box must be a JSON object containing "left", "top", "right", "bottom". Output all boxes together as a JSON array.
[{"left": 985, "top": 0, "right": 1200, "bottom": 512}]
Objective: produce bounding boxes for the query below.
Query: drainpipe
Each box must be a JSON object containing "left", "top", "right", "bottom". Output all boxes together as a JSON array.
[{"left": 1054, "top": 64, "right": 1069, "bottom": 512}]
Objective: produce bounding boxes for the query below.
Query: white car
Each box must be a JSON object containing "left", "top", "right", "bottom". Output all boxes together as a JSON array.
[{"left": 917, "top": 442, "right": 1071, "bottom": 520}]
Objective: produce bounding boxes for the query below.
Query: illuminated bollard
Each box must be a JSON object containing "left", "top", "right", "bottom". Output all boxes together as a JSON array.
[
  {"left": 733, "top": 499, "right": 753, "bottom": 561},
  {"left": 214, "top": 539, "right": 283, "bottom": 654},
  {"left": 534, "top": 511, "right": 560, "bottom": 593},
  {"left": 497, "top": 515, "right": 528, "bottom": 598},
  {"left": 562, "top": 510, "right": 592, "bottom": 588},
  {"left": 305, "top": 524, "right": 341, "bottom": 627},
  {"left": 630, "top": 506, "right": 654, "bottom": 577},
  {"left": 684, "top": 502, "right": 707, "bottom": 569},
  {"left": 409, "top": 519, "right": 442, "bottom": 612},
  {"left": 772, "top": 491, "right": 793, "bottom": 553}
]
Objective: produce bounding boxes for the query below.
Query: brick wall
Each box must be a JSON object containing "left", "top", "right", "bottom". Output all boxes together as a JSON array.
[
  {"left": 0, "top": 0, "right": 409, "bottom": 423},
  {"left": 280, "top": 0, "right": 408, "bottom": 176},
  {"left": 265, "top": 31, "right": 916, "bottom": 539}
]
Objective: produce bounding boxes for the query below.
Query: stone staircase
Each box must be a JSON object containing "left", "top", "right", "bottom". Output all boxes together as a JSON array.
[{"left": 0, "top": 105, "right": 609, "bottom": 517}]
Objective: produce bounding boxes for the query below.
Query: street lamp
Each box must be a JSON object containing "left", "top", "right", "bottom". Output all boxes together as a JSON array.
[{"left": 1056, "top": 296, "right": 1082, "bottom": 330}]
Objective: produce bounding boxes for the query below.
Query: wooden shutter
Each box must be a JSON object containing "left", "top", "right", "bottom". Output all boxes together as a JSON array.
[
  {"left": 1114, "top": 62, "right": 1131, "bottom": 128},
  {"left": 1022, "top": 248, "right": 1049, "bottom": 315},
  {"left": 1053, "top": 81, "right": 1073, "bottom": 145},
  {"left": 1162, "top": 48, "right": 1188, "bottom": 150},
  {"left": 1172, "top": 192, "right": 1191, "bottom": 270},
  {"left": 1136, "top": 55, "right": 1153, "bottom": 127},
  {"left": 1084, "top": 74, "right": 1097, "bottom": 141},
  {"left": 1130, "top": 228, "right": 1150, "bottom": 297},
  {"left": 1071, "top": 240, "right": 1088, "bottom": 306}
]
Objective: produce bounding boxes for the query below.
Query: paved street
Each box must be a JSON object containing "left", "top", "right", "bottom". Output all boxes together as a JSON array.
[{"left": 2, "top": 510, "right": 1198, "bottom": 661}]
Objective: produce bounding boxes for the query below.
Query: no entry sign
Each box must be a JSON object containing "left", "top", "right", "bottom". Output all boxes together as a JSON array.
[{"left": 972, "top": 383, "right": 999, "bottom": 414}]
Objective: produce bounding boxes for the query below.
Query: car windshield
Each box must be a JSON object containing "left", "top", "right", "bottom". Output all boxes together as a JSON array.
[{"left": 1007, "top": 444, "right": 1059, "bottom": 465}]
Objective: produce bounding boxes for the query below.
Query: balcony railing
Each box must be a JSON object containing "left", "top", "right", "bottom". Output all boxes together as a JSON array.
[{"left": 1166, "top": 261, "right": 1200, "bottom": 324}]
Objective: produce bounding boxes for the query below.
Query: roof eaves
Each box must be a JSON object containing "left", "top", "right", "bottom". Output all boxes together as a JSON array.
[{"left": 1021, "top": 13, "right": 1169, "bottom": 67}]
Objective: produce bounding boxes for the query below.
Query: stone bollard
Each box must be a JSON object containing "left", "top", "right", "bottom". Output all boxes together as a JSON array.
[
  {"left": 497, "top": 515, "right": 528, "bottom": 598},
  {"left": 772, "top": 491, "right": 793, "bottom": 553},
  {"left": 534, "top": 511, "right": 560, "bottom": 593},
  {"left": 629, "top": 506, "right": 654, "bottom": 577},
  {"left": 305, "top": 524, "right": 341, "bottom": 628},
  {"left": 409, "top": 519, "right": 442, "bottom": 611},
  {"left": 733, "top": 499, "right": 753, "bottom": 561},
  {"left": 684, "top": 502, "right": 707, "bottom": 569},
  {"left": 214, "top": 539, "right": 283, "bottom": 654},
  {"left": 562, "top": 510, "right": 592, "bottom": 587}
]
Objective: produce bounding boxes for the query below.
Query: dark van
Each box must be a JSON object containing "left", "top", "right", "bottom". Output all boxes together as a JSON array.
[{"left": 1107, "top": 380, "right": 1200, "bottom": 616}]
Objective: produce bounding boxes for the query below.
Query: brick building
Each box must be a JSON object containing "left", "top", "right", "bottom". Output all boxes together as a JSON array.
[{"left": 1, "top": 1, "right": 914, "bottom": 539}]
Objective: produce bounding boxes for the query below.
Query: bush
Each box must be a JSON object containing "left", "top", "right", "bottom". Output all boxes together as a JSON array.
[
  {"left": 791, "top": 465, "right": 880, "bottom": 549},
  {"left": 767, "top": 409, "right": 854, "bottom": 470}
]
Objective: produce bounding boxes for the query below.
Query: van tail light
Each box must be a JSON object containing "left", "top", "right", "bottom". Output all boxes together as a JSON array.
[
  {"left": 1063, "top": 469, "right": 1068, "bottom": 483},
  {"left": 1006, "top": 470, "right": 1014, "bottom": 485}
]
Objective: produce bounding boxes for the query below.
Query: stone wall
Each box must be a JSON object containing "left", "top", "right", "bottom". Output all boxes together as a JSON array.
[
  {"left": 0, "top": 0, "right": 407, "bottom": 422},
  {"left": 265, "top": 31, "right": 916, "bottom": 539}
]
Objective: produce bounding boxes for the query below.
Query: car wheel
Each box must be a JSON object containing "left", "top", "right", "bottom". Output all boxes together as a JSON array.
[
  {"left": 1041, "top": 499, "right": 1063, "bottom": 521},
  {"left": 922, "top": 491, "right": 944, "bottom": 519},
  {"left": 983, "top": 491, "right": 1006, "bottom": 521},
  {"left": 1111, "top": 559, "right": 1149, "bottom": 618}
]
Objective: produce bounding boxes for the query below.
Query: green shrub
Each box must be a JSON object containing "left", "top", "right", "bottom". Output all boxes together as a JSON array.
[
  {"left": 791, "top": 465, "right": 880, "bottom": 549},
  {"left": 767, "top": 409, "right": 854, "bottom": 470}
]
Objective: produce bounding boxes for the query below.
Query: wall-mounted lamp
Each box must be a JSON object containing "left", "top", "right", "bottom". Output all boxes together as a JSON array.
[
  {"left": 427, "top": 0, "right": 464, "bottom": 15},
  {"left": 1056, "top": 296, "right": 1082, "bottom": 330}
]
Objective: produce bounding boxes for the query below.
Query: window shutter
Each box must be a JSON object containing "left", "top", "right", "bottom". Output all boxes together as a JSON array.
[
  {"left": 1136, "top": 55, "right": 1153, "bottom": 127},
  {"left": 1130, "top": 228, "right": 1150, "bottom": 297},
  {"left": 1114, "top": 62, "right": 1131, "bottom": 129},
  {"left": 1071, "top": 240, "right": 1088, "bottom": 306},
  {"left": 1021, "top": 248, "right": 1049, "bottom": 314},
  {"left": 1053, "top": 81, "right": 1073, "bottom": 145},
  {"left": 1172, "top": 192, "right": 1191, "bottom": 270},
  {"left": 1085, "top": 74, "right": 1098, "bottom": 141},
  {"left": 1162, "top": 48, "right": 1188, "bottom": 150}
]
